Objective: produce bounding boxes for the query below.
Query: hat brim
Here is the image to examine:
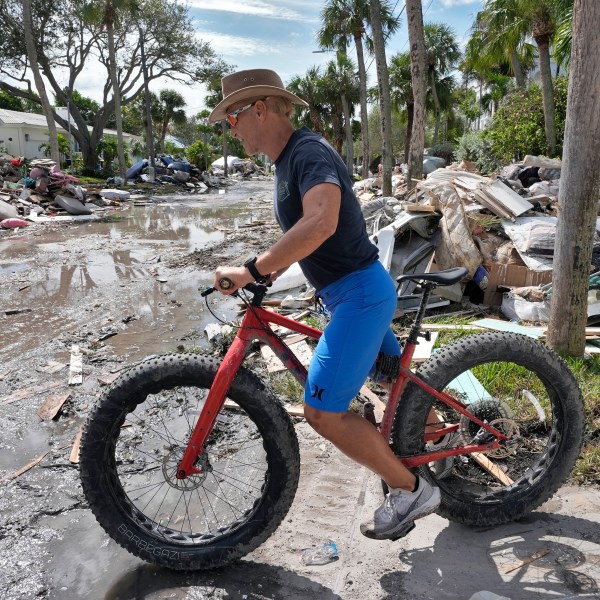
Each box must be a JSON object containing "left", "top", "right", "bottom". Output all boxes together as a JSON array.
[{"left": 208, "top": 86, "right": 308, "bottom": 123}]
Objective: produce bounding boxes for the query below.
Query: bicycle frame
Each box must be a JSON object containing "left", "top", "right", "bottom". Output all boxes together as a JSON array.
[{"left": 176, "top": 292, "right": 509, "bottom": 479}]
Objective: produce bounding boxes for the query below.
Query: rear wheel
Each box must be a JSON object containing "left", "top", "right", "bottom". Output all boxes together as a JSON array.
[
  {"left": 80, "top": 353, "right": 300, "bottom": 570},
  {"left": 392, "top": 332, "right": 584, "bottom": 527}
]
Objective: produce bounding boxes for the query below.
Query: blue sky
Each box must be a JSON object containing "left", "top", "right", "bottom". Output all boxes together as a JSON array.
[{"left": 176, "top": 0, "right": 484, "bottom": 115}]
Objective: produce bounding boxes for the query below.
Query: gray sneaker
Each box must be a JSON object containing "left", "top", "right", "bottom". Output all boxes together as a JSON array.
[
  {"left": 360, "top": 475, "right": 441, "bottom": 540},
  {"left": 428, "top": 431, "right": 460, "bottom": 479}
]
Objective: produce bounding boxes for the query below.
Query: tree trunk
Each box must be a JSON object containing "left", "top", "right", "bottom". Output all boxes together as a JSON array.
[
  {"left": 508, "top": 48, "right": 526, "bottom": 89},
  {"left": 406, "top": 0, "right": 427, "bottom": 188},
  {"left": 139, "top": 26, "right": 155, "bottom": 167},
  {"left": 222, "top": 121, "right": 228, "bottom": 178},
  {"left": 404, "top": 101, "right": 414, "bottom": 164},
  {"left": 22, "top": 0, "right": 60, "bottom": 165},
  {"left": 342, "top": 94, "right": 353, "bottom": 178},
  {"left": 547, "top": 0, "right": 600, "bottom": 356},
  {"left": 107, "top": 21, "right": 127, "bottom": 178},
  {"left": 354, "top": 32, "right": 370, "bottom": 179},
  {"left": 535, "top": 35, "right": 557, "bottom": 156},
  {"left": 430, "top": 68, "right": 440, "bottom": 146},
  {"left": 370, "top": 0, "right": 393, "bottom": 196}
]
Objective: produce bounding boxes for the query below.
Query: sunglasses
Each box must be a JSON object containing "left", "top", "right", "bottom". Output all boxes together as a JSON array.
[{"left": 226, "top": 99, "right": 266, "bottom": 127}]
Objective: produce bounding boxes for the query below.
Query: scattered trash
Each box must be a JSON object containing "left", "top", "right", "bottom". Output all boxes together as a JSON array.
[{"left": 301, "top": 540, "right": 339, "bottom": 565}]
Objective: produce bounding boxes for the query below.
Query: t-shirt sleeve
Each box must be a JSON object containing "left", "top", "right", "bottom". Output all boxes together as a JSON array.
[{"left": 292, "top": 140, "right": 342, "bottom": 199}]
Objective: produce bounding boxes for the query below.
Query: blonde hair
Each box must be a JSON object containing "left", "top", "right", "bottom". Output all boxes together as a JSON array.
[{"left": 265, "top": 96, "right": 294, "bottom": 118}]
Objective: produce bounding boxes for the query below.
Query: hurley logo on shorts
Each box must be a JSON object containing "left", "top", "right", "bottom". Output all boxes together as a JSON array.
[{"left": 311, "top": 385, "right": 326, "bottom": 401}]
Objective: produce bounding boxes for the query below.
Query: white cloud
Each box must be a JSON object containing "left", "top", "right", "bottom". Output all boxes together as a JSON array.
[
  {"left": 187, "top": 0, "right": 309, "bottom": 21},
  {"left": 197, "top": 31, "right": 280, "bottom": 58}
]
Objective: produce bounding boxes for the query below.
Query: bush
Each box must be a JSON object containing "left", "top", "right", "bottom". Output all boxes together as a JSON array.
[
  {"left": 455, "top": 130, "right": 501, "bottom": 175},
  {"left": 485, "top": 77, "right": 568, "bottom": 162},
  {"left": 427, "top": 141, "right": 456, "bottom": 164},
  {"left": 186, "top": 140, "right": 212, "bottom": 171}
]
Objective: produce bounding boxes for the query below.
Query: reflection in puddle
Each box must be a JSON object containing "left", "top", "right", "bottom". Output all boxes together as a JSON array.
[
  {"left": 0, "top": 263, "right": 30, "bottom": 275},
  {"left": 0, "top": 192, "right": 267, "bottom": 362}
]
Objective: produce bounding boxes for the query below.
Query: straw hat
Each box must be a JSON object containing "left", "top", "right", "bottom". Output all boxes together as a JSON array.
[{"left": 208, "top": 69, "right": 308, "bottom": 123}]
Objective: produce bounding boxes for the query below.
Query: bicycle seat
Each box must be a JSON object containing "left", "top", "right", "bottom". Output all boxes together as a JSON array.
[{"left": 396, "top": 267, "right": 468, "bottom": 286}]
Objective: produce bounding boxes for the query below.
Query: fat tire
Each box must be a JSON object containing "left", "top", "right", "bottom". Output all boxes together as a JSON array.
[
  {"left": 80, "top": 353, "right": 300, "bottom": 570},
  {"left": 392, "top": 332, "right": 584, "bottom": 527}
]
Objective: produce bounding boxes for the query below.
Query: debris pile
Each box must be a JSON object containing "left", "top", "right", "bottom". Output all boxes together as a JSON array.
[
  {"left": 0, "top": 153, "right": 130, "bottom": 228},
  {"left": 349, "top": 155, "right": 600, "bottom": 322}
]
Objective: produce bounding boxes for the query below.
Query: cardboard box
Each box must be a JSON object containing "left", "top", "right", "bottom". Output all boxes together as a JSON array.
[{"left": 482, "top": 263, "right": 553, "bottom": 306}]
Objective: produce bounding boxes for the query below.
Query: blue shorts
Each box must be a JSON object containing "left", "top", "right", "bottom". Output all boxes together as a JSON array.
[{"left": 304, "top": 260, "right": 400, "bottom": 413}]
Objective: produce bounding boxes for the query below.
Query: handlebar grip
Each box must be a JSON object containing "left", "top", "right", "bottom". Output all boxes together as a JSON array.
[{"left": 219, "top": 277, "right": 234, "bottom": 290}]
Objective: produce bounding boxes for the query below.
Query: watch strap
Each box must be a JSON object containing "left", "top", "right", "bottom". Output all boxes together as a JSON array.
[{"left": 244, "top": 257, "right": 267, "bottom": 282}]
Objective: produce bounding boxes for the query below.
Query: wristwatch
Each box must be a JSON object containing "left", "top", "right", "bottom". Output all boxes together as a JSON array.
[{"left": 244, "top": 257, "right": 269, "bottom": 283}]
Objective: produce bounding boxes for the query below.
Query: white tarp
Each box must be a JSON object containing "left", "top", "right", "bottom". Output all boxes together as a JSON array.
[{"left": 211, "top": 156, "right": 244, "bottom": 168}]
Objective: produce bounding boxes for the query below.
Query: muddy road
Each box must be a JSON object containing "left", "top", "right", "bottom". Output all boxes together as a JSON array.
[{"left": 1, "top": 178, "right": 600, "bottom": 600}]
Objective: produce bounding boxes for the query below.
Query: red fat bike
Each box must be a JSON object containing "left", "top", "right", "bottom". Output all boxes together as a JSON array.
[{"left": 79, "top": 268, "right": 585, "bottom": 570}]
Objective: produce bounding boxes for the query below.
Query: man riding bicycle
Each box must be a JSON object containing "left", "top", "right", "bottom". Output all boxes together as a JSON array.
[{"left": 209, "top": 68, "right": 441, "bottom": 540}]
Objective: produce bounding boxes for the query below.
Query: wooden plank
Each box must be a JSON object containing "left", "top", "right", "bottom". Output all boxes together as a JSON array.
[
  {"left": 471, "top": 318, "right": 545, "bottom": 339},
  {"left": 37, "top": 392, "right": 71, "bottom": 421},
  {"left": 36, "top": 360, "right": 67, "bottom": 374},
  {"left": 97, "top": 372, "right": 121, "bottom": 386},
  {"left": 69, "top": 425, "right": 84, "bottom": 464},
  {"left": 260, "top": 340, "right": 313, "bottom": 373},
  {"left": 359, "top": 385, "right": 387, "bottom": 424},
  {"left": 471, "top": 452, "right": 514, "bottom": 486},
  {"left": 400, "top": 203, "right": 437, "bottom": 212},
  {"left": 412, "top": 332, "right": 439, "bottom": 363},
  {"left": 0, "top": 452, "right": 49, "bottom": 485},
  {"left": 68, "top": 344, "right": 83, "bottom": 385},
  {"left": 0, "top": 381, "right": 62, "bottom": 406}
]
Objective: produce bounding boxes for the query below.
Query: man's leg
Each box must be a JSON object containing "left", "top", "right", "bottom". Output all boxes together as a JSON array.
[{"left": 303, "top": 405, "right": 416, "bottom": 490}]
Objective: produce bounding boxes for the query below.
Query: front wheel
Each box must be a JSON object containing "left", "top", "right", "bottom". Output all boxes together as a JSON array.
[
  {"left": 392, "top": 332, "right": 585, "bottom": 527},
  {"left": 80, "top": 353, "right": 300, "bottom": 570}
]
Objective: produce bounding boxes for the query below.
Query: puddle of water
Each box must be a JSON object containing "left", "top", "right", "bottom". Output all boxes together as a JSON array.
[
  {"left": 0, "top": 263, "right": 30, "bottom": 275},
  {"left": 0, "top": 188, "right": 269, "bottom": 363}
]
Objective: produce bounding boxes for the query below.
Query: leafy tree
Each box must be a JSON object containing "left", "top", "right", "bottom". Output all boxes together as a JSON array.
[
  {"left": 186, "top": 139, "right": 212, "bottom": 171},
  {"left": 0, "top": 0, "right": 226, "bottom": 170},
  {"left": 65, "top": 89, "right": 100, "bottom": 124},
  {"left": 485, "top": 77, "right": 568, "bottom": 163},
  {"left": 0, "top": 90, "right": 25, "bottom": 111},
  {"left": 156, "top": 89, "right": 186, "bottom": 153},
  {"left": 39, "top": 132, "right": 70, "bottom": 159}
]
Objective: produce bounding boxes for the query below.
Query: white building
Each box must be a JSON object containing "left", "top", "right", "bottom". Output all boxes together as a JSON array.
[{"left": 0, "top": 108, "right": 140, "bottom": 159}]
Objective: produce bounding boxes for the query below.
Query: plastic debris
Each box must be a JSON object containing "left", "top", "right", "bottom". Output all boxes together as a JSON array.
[{"left": 301, "top": 540, "right": 338, "bottom": 565}]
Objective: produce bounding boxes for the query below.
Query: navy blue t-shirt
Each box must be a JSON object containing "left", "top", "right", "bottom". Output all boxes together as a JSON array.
[{"left": 273, "top": 127, "right": 378, "bottom": 290}]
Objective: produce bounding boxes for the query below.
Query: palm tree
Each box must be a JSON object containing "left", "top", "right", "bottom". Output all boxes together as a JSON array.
[
  {"left": 405, "top": 0, "right": 427, "bottom": 187},
  {"left": 323, "top": 55, "right": 360, "bottom": 163},
  {"left": 287, "top": 68, "right": 331, "bottom": 140},
  {"left": 318, "top": 0, "right": 400, "bottom": 178},
  {"left": 389, "top": 52, "right": 414, "bottom": 163},
  {"left": 22, "top": 0, "right": 60, "bottom": 165},
  {"left": 547, "top": 0, "right": 600, "bottom": 354},
  {"left": 156, "top": 89, "right": 186, "bottom": 153},
  {"left": 423, "top": 23, "right": 461, "bottom": 146}
]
